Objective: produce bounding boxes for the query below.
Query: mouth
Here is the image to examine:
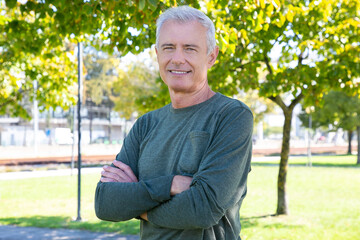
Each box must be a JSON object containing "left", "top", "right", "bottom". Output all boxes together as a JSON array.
[{"left": 168, "top": 70, "right": 192, "bottom": 74}]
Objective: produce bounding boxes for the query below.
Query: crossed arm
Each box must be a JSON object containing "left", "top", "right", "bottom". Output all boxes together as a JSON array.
[{"left": 100, "top": 160, "right": 192, "bottom": 220}]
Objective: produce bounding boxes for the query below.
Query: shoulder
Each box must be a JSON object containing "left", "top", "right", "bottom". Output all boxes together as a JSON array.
[
  {"left": 137, "top": 104, "right": 171, "bottom": 123},
  {"left": 133, "top": 104, "right": 171, "bottom": 132},
  {"left": 215, "top": 93, "right": 253, "bottom": 119}
]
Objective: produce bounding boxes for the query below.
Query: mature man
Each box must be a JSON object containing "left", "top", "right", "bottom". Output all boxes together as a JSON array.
[{"left": 95, "top": 6, "right": 253, "bottom": 240}]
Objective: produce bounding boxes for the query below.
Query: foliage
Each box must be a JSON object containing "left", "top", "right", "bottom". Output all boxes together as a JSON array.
[
  {"left": 0, "top": 0, "right": 200, "bottom": 119},
  {"left": 298, "top": 91, "right": 360, "bottom": 158},
  {"left": 1, "top": 2, "right": 77, "bottom": 118},
  {"left": 299, "top": 91, "right": 360, "bottom": 132},
  {"left": 83, "top": 48, "right": 119, "bottom": 106},
  {"left": 207, "top": 0, "right": 360, "bottom": 101},
  {"left": 111, "top": 53, "right": 162, "bottom": 119},
  {"left": 235, "top": 89, "right": 276, "bottom": 126}
]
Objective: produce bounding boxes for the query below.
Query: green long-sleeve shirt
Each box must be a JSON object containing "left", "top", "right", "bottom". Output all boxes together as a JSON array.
[{"left": 95, "top": 93, "right": 253, "bottom": 240}]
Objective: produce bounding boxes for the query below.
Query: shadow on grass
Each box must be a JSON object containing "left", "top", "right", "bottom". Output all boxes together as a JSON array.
[
  {"left": 240, "top": 214, "right": 275, "bottom": 229},
  {"left": 0, "top": 215, "right": 140, "bottom": 235},
  {"left": 241, "top": 214, "right": 305, "bottom": 230}
]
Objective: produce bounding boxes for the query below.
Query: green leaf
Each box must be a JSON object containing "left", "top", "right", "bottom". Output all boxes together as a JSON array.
[
  {"left": 260, "top": 0, "right": 265, "bottom": 9},
  {"left": 286, "top": 11, "right": 293, "bottom": 23},
  {"left": 139, "top": 0, "right": 146, "bottom": 10},
  {"left": 5, "top": 0, "right": 17, "bottom": 9},
  {"left": 148, "top": 0, "right": 158, "bottom": 8},
  {"left": 266, "top": 3, "right": 274, "bottom": 17}
]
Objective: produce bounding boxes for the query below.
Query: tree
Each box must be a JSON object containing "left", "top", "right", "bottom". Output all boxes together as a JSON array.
[
  {"left": 83, "top": 48, "right": 119, "bottom": 143},
  {"left": 204, "top": 0, "right": 360, "bottom": 215},
  {"left": 299, "top": 91, "right": 360, "bottom": 164},
  {"left": 1, "top": 0, "right": 200, "bottom": 119},
  {"left": 111, "top": 48, "right": 161, "bottom": 120},
  {"left": 1, "top": 2, "right": 78, "bottom": 119}
]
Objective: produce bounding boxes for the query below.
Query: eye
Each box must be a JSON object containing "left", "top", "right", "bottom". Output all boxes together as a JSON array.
[
  {"left": 185, "top": 47, "right": 196, "bottom": 52},
  {"left": 163, "top": 46, "right": 174, "bottom": 51}
]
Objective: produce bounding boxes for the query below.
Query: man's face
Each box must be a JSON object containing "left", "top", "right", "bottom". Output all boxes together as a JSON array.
[{"left": 156, "top": 20, "right": 218, "bottom": 94}]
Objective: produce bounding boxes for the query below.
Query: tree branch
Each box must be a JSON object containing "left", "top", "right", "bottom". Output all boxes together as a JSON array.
[
  {"left": 269, "top": 92, "right": 304, "bottom": 113},
  {"left": 231, "top": 59, "right": 263, "bottom": 71},
  {"left": 268, "top": 95, "right": 286, "bottom": 112},
  {"left": 263, "top": 53, "right": 273, "bottom": 75},
  {"left": 289, "top": 92, "right": 304, "bottom": 110}
]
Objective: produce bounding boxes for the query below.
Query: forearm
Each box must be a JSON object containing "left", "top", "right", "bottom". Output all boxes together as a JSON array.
[
  {"left": 95, "top": 175, "right": 174, "bottom": 221},
  {"left": 147, "top": 179, "right": 225, "bottom": 229}
]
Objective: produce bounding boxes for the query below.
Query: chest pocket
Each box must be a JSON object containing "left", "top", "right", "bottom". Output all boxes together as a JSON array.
[{"left": 178, "top": 131, "right": 210, "bottom": 175}]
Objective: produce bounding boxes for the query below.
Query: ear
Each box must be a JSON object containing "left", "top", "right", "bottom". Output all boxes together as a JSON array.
[
  {"left": 207, "top": 46, "right": 219, "bottom": 68},
  {"left": 155, "top": 47, "right": 160, "bottom": 62}
]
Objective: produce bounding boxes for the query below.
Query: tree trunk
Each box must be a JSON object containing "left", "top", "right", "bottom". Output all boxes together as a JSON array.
[
  {"left": 269, "top": 93, "right": 303, "bottom": 216},
  {"left": 347, "top": 130, "right": 353, "bottom": 155},
  {"left": 357, "top": 126, "right": 360, "bottom": 165},
  {"left": 276, "top": 108, "right": 292, "bottom": 215}
]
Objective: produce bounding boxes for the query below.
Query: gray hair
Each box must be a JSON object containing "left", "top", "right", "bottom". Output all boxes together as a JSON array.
[{"left": 156, "top": 6, "right": 216, "bottom": 55}]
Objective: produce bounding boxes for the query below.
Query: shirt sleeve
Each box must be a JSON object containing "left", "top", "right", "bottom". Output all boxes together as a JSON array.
[
  {"left": 95, "top": 117, "right": 174, "bottom": 222},
  {"left": 146, "top": 106, "right": 253, "bottom": 229}
]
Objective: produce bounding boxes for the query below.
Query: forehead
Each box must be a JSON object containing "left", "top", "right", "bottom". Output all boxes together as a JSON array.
[{"left": 158, "top": 20, "right": 207, "bottom": 46}]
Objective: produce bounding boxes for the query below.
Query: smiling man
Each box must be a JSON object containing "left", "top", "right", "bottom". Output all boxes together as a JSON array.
[{"left": 95, "top": 6, "right": 253, "bottom": 240}]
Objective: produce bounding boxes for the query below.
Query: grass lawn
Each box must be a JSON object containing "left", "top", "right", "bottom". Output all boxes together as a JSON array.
[{"left": 0, "top": 155, "right": 359, "bottom": 239}]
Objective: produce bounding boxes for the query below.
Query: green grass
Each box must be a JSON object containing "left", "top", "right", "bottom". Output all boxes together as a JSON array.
[
  {"left": 241, "top": 165, "right": 360, "bottom": 240},
  {"left": 0, "top": 173, "right": 140, "bottom": 235},
  {"left": 0, "top": 155, "right": 359, "bottom": 239}
]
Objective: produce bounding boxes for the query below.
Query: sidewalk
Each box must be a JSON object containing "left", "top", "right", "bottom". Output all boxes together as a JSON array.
[
  {"left": 0, "top": 167, "right": 102, "bottom": 180},
  {"left": 0, "top": 225, "right": 140, "bottom": 240}
]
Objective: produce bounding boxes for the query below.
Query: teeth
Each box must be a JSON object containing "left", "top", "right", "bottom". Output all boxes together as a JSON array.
[{"left": 171, "top": 70, "right": 188, "bottom": 74}]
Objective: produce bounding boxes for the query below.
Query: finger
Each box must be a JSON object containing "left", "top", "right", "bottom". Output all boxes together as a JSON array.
[
  {"left": 100, "top": 177, "right": 117, "bottom": 183},
  {"left": 112, "top": 160, "right": 138, "bottom": 182},
  {"left": 102, "top": 168, "right": 132, "bottom": 182},
  {"left": 103, "top": 165, "right": 131, "bottom": 180}
]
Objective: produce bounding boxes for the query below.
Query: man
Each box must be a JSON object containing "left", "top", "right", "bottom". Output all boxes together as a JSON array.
[{"left": 95, "top": 6, "right": 253, "bottom": 240}]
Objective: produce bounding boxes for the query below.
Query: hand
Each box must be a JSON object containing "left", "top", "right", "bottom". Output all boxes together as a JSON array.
[
  {"left": 170, "top": 175, "right": 193, "bottom": 196},
  {"left": 140, "top": 212, "right": 148, "bottom": 221},
  {"left": 100, "top": 160, "right": 138, "bottom": 183}
]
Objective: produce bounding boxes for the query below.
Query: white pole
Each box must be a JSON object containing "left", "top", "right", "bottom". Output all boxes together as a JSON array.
[
  {"left": 307, "top": 115, "right": 312, "bottom": 167},
  {"left": 33, "top": 80, "right": 39, "bottom": 156}
]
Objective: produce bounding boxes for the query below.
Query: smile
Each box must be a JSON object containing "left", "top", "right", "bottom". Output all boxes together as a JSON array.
[{"left": 169, "top": 70, "right": 191, "bottom": 74}]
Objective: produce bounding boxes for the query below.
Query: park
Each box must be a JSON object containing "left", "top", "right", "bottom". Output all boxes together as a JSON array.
[{"left": 1, "top": 0, "right": 360, "bottom": 239}]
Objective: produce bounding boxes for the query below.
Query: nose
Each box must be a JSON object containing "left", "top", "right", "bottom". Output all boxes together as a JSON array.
[{"left": 171, "top": 48, "right": 185, "bottom": 65}]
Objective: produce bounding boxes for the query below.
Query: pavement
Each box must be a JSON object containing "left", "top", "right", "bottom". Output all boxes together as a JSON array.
[{"left": 0, "top": 225, "right": 140, "bottom": 240}]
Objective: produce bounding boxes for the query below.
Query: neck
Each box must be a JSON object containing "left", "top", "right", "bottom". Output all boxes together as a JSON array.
[{"left": 169, "top": 86, "right": 215, "bottom": 109}]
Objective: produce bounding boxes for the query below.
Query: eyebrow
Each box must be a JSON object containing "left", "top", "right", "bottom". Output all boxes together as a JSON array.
[{"left": 184, "top": 44, "right": 200, "bottom": 49}]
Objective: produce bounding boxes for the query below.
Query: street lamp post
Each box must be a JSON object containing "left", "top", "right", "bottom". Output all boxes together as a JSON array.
[{"left": 76, "top": 41, "right": 83, "bottom": 222}]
